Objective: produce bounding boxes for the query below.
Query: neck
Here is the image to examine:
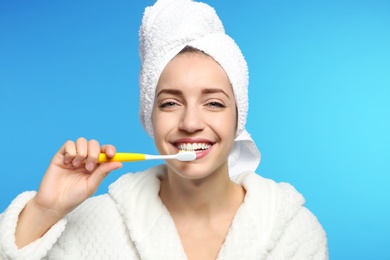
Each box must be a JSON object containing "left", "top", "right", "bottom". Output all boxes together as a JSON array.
[{"left": 160, "top": 163, "right": 245, "bottom": 218}]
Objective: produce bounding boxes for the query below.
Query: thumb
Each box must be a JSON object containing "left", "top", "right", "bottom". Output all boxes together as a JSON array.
[{"left": 87, "top": 162, "right": 122, "bottom": 195}]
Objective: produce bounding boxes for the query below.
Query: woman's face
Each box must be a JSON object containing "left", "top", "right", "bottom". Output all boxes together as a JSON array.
[{"left": 152, "top": 51, "right": 237, "bottom": 179}]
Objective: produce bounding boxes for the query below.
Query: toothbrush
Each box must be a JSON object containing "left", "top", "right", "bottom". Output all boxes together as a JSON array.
[{"left": 97, "top": 150, "right": 196, "bottom": 163}]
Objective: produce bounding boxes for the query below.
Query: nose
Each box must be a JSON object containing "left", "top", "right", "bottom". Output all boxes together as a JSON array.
[{"left": 178, "top": 107, "right": 205, "bottom": 133}]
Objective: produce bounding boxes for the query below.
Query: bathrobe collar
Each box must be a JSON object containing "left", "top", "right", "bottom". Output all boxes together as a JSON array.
[{"left": 108, "top": 165, "right": 304, "bottom": 259}]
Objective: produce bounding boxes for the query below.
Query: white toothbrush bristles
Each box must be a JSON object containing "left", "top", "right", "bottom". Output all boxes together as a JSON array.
[
  {"left": 177, "top": 150, "right": 196, "bottom": 161},
  {"left": 143, "top": 150, "right": 196, "bottom": 161}
]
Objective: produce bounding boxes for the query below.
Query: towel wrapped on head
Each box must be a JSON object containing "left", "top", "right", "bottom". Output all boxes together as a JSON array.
[{"left": 138, "top": 0, "right": 260, "bottom": 177}]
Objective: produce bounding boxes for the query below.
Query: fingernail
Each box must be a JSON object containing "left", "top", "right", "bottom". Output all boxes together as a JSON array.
[
  {"left": 86, "top": 162, "right": 94, "bottom": 171},
  {"left": 73, "top": 160, "right": 81, "bottom": 167}
]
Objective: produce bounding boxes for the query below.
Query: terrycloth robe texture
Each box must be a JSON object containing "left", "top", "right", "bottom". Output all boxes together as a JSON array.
[
  {"left": 0, "top": 166, "right": 328, "bottom": 259},
  {"left": 138, "top": 0, "right": 261, "bottom": 177}
]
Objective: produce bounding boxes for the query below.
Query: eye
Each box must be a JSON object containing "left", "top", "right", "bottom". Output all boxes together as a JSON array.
[
  {"left": 206, "top": 101, "right": 226, "bottom": 109},
  {"left": 159, "top": 101, "right": 179, "bottom": 109}
]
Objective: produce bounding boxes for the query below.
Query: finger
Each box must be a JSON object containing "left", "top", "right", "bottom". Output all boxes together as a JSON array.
[
  {"left": 63, "top": 140, "right": 77, "bottom": 165},
  {"left": 73, "top": 137, "right": 88, "bottom": 167},
  {"left": 101, "top": 144, "right": 117, "bottom": 159},
  {"left": 85, "top": 139, "right": 100, "bottom": 171},
  {"left": 87, "top": 162, "right": 122, "bottom": 195}
]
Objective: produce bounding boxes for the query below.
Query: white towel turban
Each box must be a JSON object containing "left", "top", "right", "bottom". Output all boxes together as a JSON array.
[{"left": 138, "top": 0, "right": 261, "bottom": 177}]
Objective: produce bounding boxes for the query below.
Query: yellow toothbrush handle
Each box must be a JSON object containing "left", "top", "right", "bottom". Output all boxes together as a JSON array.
[{"left": 98, "top": 153, "right": 146, "bottom": 163}]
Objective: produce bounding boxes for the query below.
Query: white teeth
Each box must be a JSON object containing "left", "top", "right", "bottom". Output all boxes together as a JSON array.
[{"left": 177, "top": 143, "right": 211, "bottom": 151}]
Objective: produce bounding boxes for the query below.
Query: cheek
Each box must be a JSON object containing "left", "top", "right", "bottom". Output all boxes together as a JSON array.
[
  {"left": 152, "top": 109, "right": 175, "bottom": 138},
  {"left": 152, "top": 109, "right": 164, "bottom": 152},
  {"left": 207, "top": 111, "right": 237, "bottom": 138},
  {"left": 152, "top": 108, "right": 162, "bottom": 138}
]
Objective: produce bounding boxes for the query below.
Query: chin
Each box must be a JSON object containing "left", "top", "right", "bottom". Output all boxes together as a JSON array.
[
  {"left": 177, "top": 171, "right": 212, "bottom": 180},
  {"left": 166, "top": 160, "right": 226, "bottom": 180}
]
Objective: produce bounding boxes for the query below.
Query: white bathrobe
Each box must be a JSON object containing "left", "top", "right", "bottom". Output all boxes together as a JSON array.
[{"left": 0, "top": 165, "right": 328, "bottom": 259}]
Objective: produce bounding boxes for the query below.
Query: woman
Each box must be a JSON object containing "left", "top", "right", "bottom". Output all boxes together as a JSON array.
[{"left": 0, "top": 0, "right": 328, "bottom": 259}]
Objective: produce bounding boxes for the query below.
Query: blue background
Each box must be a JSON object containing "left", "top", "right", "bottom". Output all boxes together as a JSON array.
[{"left": 1, "top": 1, "right": 389, "bottom": 259}]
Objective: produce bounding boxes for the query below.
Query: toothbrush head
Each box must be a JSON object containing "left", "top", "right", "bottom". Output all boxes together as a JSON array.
[{"left": 177, "top": 150, "right": 197, "bottom": 161}]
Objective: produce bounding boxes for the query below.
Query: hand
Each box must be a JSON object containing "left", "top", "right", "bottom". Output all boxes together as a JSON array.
[
  {"left": 15, "top": 137, "right": 121, "bottom": 248},
  {"left": 33, "top": 137, "right": 122, "bottom": 219}
]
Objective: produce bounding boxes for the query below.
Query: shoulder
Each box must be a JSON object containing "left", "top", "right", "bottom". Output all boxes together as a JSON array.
[
  {"left": 271, "top": 207, "right": 328, "bottom": 259},
  {"left": 234, "top": 172, "right": 305, "bottom": 243},
  {"left": 235, "top": 171, "right": 305, "bottom": 209},
  {"left": 236, "top": 172, "right": 328, "bottom": 258},
  {"left": 289, "top": 207, "right": 327, "bottom": 241}
]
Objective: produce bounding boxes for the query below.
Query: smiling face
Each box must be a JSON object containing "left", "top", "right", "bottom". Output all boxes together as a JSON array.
[{"left": 152, "top": 50, "right": 237, "bottom": 179}]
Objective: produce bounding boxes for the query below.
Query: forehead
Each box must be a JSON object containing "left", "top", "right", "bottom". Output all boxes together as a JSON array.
[{"left": 157, "top": 51, "right": 233, "bottom": 93}]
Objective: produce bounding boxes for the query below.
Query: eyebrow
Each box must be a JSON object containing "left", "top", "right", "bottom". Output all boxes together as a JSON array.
[
  {"left": 201, "top": 88, "right": 231, "bottom": 99},
  {"left": 156, "top": 88, "right": 231, "bottom": 99},
  {"left": 156, "top": 89, "right": 183, "bottom": 98}
]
